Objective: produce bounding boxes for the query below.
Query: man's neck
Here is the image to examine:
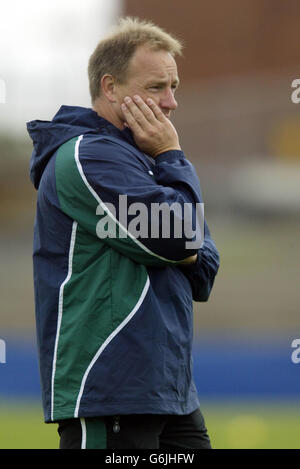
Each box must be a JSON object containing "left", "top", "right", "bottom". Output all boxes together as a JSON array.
[{"left": 93, "top": 98, "right": 124, "bottom": 130}]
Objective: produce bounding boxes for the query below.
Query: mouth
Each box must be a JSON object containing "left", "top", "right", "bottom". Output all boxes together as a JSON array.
[{"left": 160, "top": 108, "right": 171, "bottom": 119}]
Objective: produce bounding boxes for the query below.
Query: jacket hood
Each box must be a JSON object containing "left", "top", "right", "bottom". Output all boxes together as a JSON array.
[{"left": 27, "top": 105, "right": 129, "bottom": 189}]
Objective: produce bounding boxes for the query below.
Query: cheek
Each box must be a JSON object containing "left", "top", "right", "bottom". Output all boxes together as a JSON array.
[
  {"left": 115, "top": 83, "right": 132, "bottom": 102},
  {"left": 144, "top": 92, "right": 161, "bottom": 106},
  {"left": 115, "top": 90, "right": 126, "bottom": 104}
]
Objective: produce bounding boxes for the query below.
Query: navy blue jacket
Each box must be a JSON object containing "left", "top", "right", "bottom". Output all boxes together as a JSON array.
[{"left": 27, "top": 105, "right": 219, "bottom": 423}]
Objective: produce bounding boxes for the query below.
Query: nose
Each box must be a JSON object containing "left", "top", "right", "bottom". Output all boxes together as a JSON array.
[{"left": 160, "top": 89, "right": 178, "bottom": 112}]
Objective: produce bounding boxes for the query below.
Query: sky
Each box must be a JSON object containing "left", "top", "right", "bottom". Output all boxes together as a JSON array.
[{"left": 0, "top": 0, "right": 121, "bottom": 136}]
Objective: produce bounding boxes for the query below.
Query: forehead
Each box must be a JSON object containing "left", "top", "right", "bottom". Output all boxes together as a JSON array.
[{"left": 126, "top": 46, "right": 179, "bottom": 82}]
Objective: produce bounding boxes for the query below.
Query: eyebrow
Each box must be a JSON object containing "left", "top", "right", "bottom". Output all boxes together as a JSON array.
[{"left": 147, "top": 78, "right": 180, "bottom": 87}]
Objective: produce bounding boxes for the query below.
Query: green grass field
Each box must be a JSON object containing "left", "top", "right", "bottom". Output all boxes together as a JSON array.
[
  {"left": 0, "top": 400, "right": 299, "bottom": 449},
  {"left": 203, "top": 401, "right": 300, "bottom": 449}
]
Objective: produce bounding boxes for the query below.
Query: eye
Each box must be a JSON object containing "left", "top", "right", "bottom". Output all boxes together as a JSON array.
[{"left": 149, "top": 85, "right": 161, "bottom": 91}]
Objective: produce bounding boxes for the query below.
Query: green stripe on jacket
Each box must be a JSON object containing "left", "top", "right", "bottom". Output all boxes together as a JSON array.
[{"left": 52, "top": 136, "right": 149, "bottom": 420}]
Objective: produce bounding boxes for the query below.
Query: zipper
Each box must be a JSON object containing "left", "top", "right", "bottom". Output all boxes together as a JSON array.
[{"left": 113, "top": 415, "right": 120, "bottom": 433}]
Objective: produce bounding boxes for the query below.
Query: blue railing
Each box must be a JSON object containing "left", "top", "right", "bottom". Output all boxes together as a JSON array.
[{"left": 0, "top": 336, "right": 299, "bottom": 399}]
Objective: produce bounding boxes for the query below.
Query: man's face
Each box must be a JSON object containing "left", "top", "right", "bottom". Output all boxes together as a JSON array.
[{"left": 114, "top": 46, "right": 179, "bottom": 126}]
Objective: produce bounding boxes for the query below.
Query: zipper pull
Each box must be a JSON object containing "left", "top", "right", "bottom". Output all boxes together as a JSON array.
[{"left": 113, "top": 416, "right": 120, "bottom": 433}]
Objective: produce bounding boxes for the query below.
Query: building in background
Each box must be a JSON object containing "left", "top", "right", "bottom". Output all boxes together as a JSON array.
[{"left": 125, "top": 0, "right": 300, "bottom": 215}]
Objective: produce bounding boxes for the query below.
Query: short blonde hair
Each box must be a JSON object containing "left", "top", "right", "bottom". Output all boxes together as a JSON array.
[{"left": 88, "top": 17, "right": 183, "bottom": 103}]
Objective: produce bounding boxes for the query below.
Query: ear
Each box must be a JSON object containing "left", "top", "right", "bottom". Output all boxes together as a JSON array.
[{"left": 100, "top": 74, "right": 117, "bottom": 103}]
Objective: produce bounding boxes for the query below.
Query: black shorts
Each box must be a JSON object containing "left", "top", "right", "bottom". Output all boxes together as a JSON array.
[{"left": 57, "top": 408, "right": 211, "bottom": 449}]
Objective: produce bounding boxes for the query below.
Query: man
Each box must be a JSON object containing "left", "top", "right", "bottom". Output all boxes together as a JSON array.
[{"left": 27, "top": 17, "right": 219, "bottom": 449}]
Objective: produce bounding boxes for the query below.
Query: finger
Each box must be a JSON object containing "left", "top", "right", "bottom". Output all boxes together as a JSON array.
[
  {"left": 132, "top": 95, "right": 157, "bottom": 123},
  {"left": 123, "top": 97, "right": 151, "bottom": 129},
  {"left": 145, "top": 98, "right": 166, "bottom": 122},
  {"left": 121, "top": 102, "right": 142, "bottom": 132}
]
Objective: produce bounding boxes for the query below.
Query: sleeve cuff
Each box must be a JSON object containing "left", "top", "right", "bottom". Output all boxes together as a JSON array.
[{"left": 155, "top": 149, "right": 185, "bottom": 164}]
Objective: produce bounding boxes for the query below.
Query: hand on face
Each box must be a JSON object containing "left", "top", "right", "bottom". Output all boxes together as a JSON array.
[{"left": 121, "top": 95, "right": 181, "bottom": 158}]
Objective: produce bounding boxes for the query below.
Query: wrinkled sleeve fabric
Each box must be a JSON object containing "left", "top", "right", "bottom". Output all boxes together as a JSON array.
[
  {"left": 55, "top": 134, "right": 205, "bottom": 267},
  {"left": 179, "top": 220, "right": 220, "bottom": 302}
]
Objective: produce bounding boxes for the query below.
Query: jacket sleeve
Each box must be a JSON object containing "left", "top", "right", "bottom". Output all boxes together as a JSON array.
[
  {"left": 55, "top": 134, "right": 205, "bottom": 268},
  {"left": 178, "top": 220, "right": 220, "bottom": 301}
]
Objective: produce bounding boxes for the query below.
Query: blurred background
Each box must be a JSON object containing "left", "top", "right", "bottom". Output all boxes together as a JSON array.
[{"left": 0, "top": 0, "right": 299, "bottom": 449}]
